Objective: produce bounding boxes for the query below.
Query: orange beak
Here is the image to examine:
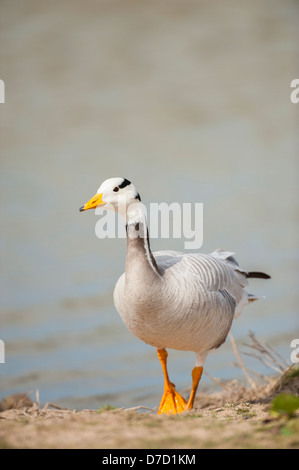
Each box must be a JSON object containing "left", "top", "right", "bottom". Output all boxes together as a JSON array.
[{"left": 79, "top": 193, "right": 105, "bottom": 212}]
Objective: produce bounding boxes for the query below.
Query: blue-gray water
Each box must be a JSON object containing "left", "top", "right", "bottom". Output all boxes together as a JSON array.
[{"left": 0, "top": 0, "right": 298, "bottom": 410}]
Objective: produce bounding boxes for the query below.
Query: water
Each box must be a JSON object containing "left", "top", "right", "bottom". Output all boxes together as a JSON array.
[{"left": 0, "top": 0, "right": 298, "bottom": 410}]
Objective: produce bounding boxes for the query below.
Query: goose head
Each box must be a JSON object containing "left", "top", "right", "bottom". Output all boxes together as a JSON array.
[{"left": 79, "top": 177, "right": 141, "bottom": 220}]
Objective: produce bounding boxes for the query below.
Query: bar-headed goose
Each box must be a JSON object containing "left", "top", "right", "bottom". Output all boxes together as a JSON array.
[{"left": 80, "top": 177, "right": 270, "bottom": 414}]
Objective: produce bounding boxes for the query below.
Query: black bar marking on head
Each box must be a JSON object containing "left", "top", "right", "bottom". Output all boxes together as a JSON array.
[
  {"left": 119, "top": 178, "right": 131, "bottom": 189},
  {"left": 135, "top": 192, "right": 141, "bottom": 201}
]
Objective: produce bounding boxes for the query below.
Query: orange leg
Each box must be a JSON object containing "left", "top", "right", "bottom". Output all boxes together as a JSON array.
[
  {"left": 185, "top": 366, "right": 203, "bottom": 411},
  {"left": 157, "top": 349, "right": 187, "bottom": 415}
]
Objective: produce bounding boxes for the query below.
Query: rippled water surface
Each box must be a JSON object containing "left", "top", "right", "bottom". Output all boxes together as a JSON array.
[{"left": 0, "top": 0, "right": 298, "bottom": 410}]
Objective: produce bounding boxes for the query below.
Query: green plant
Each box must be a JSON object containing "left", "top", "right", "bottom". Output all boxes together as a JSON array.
[{"left": 270, "top": 393, "right": 299, "bottom": 418}]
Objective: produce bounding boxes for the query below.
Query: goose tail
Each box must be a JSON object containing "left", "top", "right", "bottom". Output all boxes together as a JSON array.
[{"left": 246, "top": 272, "right": 271, "bottom": 280}]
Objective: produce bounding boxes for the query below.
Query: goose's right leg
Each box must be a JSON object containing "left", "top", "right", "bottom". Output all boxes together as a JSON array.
[
  {"left": 157, "top": 348, "right": 186, "bottom": 415},
  {"left": 185, "top": 351, "right": 207, "bottom": 411}
]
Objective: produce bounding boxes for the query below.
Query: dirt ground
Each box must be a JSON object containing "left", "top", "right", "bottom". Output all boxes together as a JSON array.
[{"left": 1, "top": 367, "right": 298, "bottom": 449}]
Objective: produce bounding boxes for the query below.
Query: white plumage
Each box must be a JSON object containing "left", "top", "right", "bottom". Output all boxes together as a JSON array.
[
  {"left": 81, "top": 177, "right": 270, "bottom": 413},
  {"left": 114, "top": 250, "right": 246, "bottom": 354}
]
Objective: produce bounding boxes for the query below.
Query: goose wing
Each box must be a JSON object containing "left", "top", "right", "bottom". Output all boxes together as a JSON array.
[
  {"left": 153, "top": 248, "right": 247, "bottom": 299},
  {"left": 152, "top": 249, "right": 244, "bottom": 350}
]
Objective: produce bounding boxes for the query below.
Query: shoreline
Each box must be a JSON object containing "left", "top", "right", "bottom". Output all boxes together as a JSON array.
[{"left": 1, "top": 366, "right": 298, "bottom": 449}]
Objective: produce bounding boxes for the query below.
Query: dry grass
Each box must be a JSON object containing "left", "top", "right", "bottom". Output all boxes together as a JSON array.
[
  {"left": 194, "top": 332, "right": 299, "bottom": 409},
  {"left": 0, "top": 333, "right": 298, "bottom": 449}
]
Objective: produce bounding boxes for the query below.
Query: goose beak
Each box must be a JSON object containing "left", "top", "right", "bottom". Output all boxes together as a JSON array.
[{"left": 79, "top": 193, "right": 105, "bottom": 212}]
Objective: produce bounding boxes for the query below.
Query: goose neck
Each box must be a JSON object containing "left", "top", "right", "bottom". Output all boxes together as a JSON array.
[{"left": 125, "top": 204, "right": 161, "bottom": 281}]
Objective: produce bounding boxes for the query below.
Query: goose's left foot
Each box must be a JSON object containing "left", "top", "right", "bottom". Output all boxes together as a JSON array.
[
  {"left": 157, "top": 348, "right": 186, "bottom": 414},
  {"left": 158, "top": 382, "right": 187, "bottom": 414},
  {"left": 157, "top": 349, "right": 204, "bottom": 414}
]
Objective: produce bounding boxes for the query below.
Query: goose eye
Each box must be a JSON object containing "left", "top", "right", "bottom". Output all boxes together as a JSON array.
[{"left": 113, "top": 187, "right": 119, "bottom": 192}]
